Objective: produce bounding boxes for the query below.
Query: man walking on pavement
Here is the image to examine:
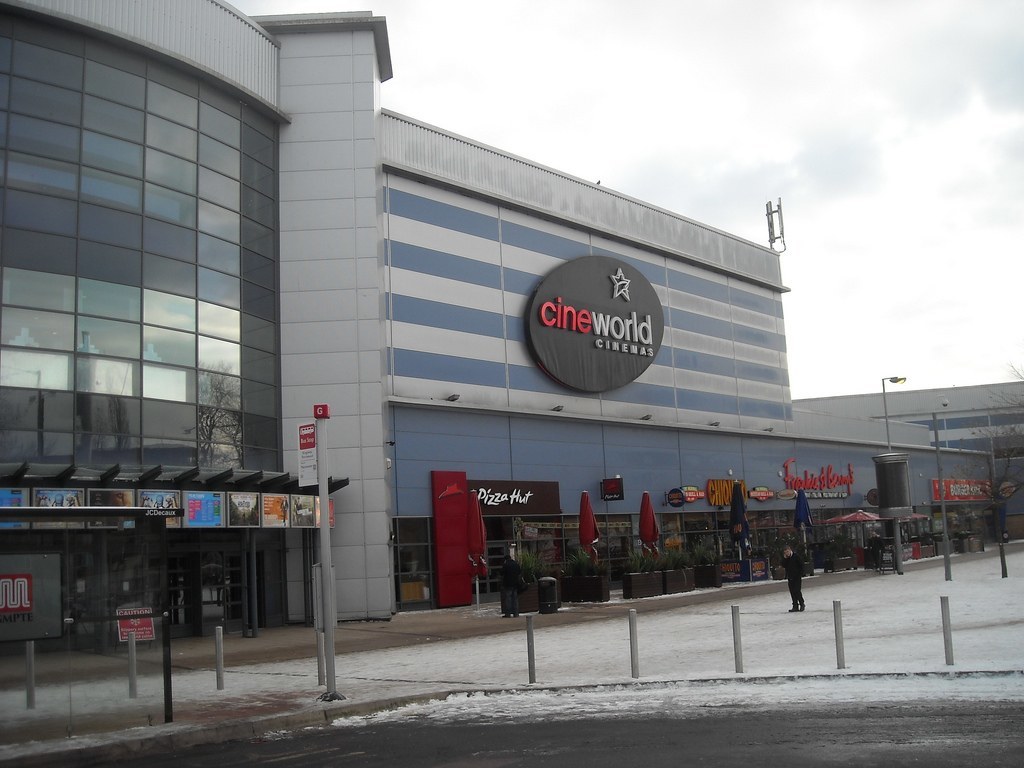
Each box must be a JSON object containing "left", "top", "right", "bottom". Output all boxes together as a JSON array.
[{"left": 782, "top": 545, "right": 805, "bottom": 612}]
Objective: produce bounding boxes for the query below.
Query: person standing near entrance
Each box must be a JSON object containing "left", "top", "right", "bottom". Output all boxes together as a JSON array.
[
  {"left": 782, "top": 545, "right": 805, "bottom": 613},
  {"left": 500, "top": 552, "right": 522, "bottom": 618}
]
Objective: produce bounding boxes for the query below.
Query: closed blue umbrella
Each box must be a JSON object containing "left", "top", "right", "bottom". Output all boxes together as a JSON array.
[
  {"left": 793, "top": 489, "right": 813, "bottom": 544},
  {"left": 729, "top": 481, "right": 750, "bottom": 556}
]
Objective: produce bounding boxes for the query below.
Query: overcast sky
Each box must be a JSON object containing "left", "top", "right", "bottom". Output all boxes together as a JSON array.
[{"left": 239, "top": 0, "right": 1024, "bottom": 400}]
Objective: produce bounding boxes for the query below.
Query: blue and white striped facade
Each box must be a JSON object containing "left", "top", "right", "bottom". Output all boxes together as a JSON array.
[{"left": 384, "top": 172, "right": 791, "bottom": 423}]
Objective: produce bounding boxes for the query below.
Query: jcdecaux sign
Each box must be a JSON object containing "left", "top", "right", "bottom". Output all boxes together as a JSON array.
[{"left": 526, "top": 256, "right": 665, "bottom": 392}]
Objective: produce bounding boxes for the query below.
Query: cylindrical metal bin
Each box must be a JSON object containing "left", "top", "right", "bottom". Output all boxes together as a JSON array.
[{"left": 538, "top": 576, "right": 559, "bottom": 614}]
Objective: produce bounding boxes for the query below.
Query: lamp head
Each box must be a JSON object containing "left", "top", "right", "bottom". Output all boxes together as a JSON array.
[{"left": 887, "top": 376, "right": 907, "bottom": 384}]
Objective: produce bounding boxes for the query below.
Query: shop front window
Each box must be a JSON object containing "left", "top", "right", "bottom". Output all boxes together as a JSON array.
[{"left": 394, "top": 518, "right": 432, "bottom": 608}]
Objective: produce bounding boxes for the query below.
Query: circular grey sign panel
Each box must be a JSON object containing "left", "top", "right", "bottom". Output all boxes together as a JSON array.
[{"left": 526, "top": 256, "right": 664, "bottom": 392}]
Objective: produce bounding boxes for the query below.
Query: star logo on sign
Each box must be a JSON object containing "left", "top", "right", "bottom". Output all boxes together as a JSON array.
[{"left": 609, "top": 268, "right": 631, "bottom": 301}]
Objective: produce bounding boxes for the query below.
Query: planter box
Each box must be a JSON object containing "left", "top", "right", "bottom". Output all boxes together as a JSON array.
[
  {"left": 518, "top": 582, "right": 539, "bottom": 613},
  {"left": 771, "top": 566, "right": 786, "bottom": 580},
  {"left": 693, "top": 564, "right": 722, "bottom": 589},
  {"left": 662, "top": 568, "right": 695, "bottom": 594},
  {"left": 824, "top": 555, "right": 857, "bottom": 573},
  {"left": 622, "top": 571, "right": 663, "bottom": 599},
  {"left": 499, "top": 583, "right": 539, "bottom": 614},
  {"left": 560, "top": 574, "right": 610, "bottom": 603},
  {"left": 919, "top": 544, "right": 936, "bottom": 559}
]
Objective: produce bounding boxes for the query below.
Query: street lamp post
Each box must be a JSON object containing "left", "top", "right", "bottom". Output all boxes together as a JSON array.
[
  {"left": 932, "top": 406, "right": 953, "bottom": 581},
  {"left": 881, "top": 376, "right": 907, "bottom": 451}
]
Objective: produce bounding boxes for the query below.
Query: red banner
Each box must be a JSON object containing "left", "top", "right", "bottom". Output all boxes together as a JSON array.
[{"left": 931, "top": 478, "right": 990, "bottom": 502}]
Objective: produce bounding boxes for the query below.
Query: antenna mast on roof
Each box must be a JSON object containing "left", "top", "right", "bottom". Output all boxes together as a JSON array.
[{"left": 766, "top": 198, "right": 786, "bottom": 253}]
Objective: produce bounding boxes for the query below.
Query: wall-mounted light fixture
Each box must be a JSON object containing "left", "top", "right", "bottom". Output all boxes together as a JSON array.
[
  {"left": 640, "top": 414, "right": 653, "bottom": 420},
  {"left": 763, "top": 426, "right": 774, "bottom": 432},
  {"left": 708, "top": 421, "right": 720, "bottom": 427},
  {"left": 551, "top": 405, "right": 564, "bottom": 412},
  {"left": 445, "top": 393, "right": 460, "bottom": 402}
]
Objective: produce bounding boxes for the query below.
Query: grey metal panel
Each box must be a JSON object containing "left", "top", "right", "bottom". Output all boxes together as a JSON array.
[
  {"left": 7, "top": 0, "right": 279, "bottom": 108},
  {"left": 381, "top": 111, "right": 786, "bottom": 291}
]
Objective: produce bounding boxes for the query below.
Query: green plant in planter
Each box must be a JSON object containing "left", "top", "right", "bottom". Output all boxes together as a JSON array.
[
  {"left": 564, "top": 547, "right": 602, "bottom": 576},
  {"left": 826, "top": 533, "right": 854, "bottom": 559},
  {"left": 626, "top": 549, "right": 658, "bottom": 573},
  {"left": 688, "top": 538, "right": 720, "bottom": 566},
  {"left": 517, "top": 550, "right": 542, "bottom": 583},
  {"left": 657, "top": 548, "right": 692, "bottom": 571}
]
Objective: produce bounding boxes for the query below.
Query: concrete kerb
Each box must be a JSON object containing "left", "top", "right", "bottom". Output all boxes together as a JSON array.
[
  {"left": 2, "top": 691, "right": 457, "bottom": 768},
  {"left": 1, "top": 547, "right": 1014, "bottom": 768}
]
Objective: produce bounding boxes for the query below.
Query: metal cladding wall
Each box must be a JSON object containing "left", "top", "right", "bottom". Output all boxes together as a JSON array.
[
  {"left": 384, "top": 172, "right": 792, "bottom": 429},
  {"left": 10, "top": 0, "right": 280, "bottom": 109}
]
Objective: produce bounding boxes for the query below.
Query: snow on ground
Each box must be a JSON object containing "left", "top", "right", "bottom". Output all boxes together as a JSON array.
[
  {"left": 325, "top": 551, "right": 1024, "bottom": 725},
  {"left": 3, "top": 550, "right": 1023, "bottom": 732}
]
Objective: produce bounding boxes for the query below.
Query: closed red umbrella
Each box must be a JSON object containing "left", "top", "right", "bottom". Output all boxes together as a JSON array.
[
  {"left": 638, "top": 491, "right": 660, "bottom": 555},
  {"left": 579, "top": 490, "right": 600, "bottom": 562},
  {"left": 466, "top": 491, "right": 487, "bottom": 578}
]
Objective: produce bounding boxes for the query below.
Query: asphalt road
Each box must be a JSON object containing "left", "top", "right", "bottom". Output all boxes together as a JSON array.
[{"left": 105, "top": 700, "right": 1023, "bottom": 768}]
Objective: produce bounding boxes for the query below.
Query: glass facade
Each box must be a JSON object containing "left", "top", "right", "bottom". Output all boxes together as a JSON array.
[{"left": 0, "top": 15, "right": 280, "bottom": 470}]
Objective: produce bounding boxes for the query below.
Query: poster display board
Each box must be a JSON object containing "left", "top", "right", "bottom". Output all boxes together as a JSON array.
[
  {"left": 0, "top": 488, "right": 28, "bottom": 529},
  {"left": 261, "top": 493, "right": 289, "bottom": 528},
  {"left": 228, "top": 491, "right": 260, "bottom": 527},
  {"left": 184, "top": 491, "right": 224, "bottom": 528}
]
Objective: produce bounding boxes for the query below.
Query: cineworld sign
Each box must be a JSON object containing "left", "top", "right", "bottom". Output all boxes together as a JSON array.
[{"left": 526, "top": 256, "right": 665, "bottom": 392}]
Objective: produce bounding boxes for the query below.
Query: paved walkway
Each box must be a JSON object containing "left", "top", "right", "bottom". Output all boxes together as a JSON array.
[{"left": 0, "top": 546, "right": 1015, "bottom": 767}]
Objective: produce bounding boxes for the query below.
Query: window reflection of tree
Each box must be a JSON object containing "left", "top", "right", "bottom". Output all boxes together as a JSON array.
[
  {"left": 197, "top": 363, "right": 242, "bottom": 467},
  {"left": 200, "top": 552, "right": 224, "bottom": 606},
  {"left": 75, "top": 392, "right": 132, "bottom": 463}
]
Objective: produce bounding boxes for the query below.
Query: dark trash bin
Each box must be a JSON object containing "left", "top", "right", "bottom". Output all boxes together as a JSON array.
[{"left": 538, "top": 576, "right": 558, "bottom": 614}]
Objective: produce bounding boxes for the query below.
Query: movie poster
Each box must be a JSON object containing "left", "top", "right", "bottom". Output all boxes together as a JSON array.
[
  {"left": 228, "top": 491, "right": 260, "bottom": 527},
  {"left": 289, "top": 495, "right": 315, "bottom": 527},
  {"left": 261, "top": 493, "right": 288, "bottom": 528},
  {"left": 87, "top": 488, "right": 134, "bottom": 528},
  {"left": 33, "top": 488, "right": 85, "bottom": 529},
  {"left": 140, "top": 490, "right": 182, "bottom": 528}
]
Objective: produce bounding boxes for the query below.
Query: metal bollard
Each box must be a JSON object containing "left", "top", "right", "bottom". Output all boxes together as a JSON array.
[
  {"left": 526, "top": 615, "right": 536, "bottom": 684},
  {"left": 999, "top": 543, "right": 1007, "bottom": 578},
  {"left": 128, "top": 631, "right": 138, "bottom": 699},
  {"left": 215, "top": 625, "right": 225, "bottom": 690},
  {"left": 833, "top": 601, "right": 846, "bottom": 670},
  {"left": 940, "top": 596, "right": 954, "bottom": 666},
  {"left": 628, "top": 609, "right": 639, "bottom": 679},
  {"left": 731, "top": 605, "right": 743, "bottom": 673},
  {"left": 25, "top": 640, "right": 35, "bottom": 710}
]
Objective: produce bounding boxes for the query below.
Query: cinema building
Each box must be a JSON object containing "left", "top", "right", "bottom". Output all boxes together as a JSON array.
[{"left": 0, "top": 1, "right": 995, "bottom": 638}]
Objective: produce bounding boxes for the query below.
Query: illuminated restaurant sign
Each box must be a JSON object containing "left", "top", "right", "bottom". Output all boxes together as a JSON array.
[
  {"left": 469, "top": 480, "right": 561, "bottom": 515},
  {"left": 931, "top": 478, "right": 990, "bottom": 502},
  {"left": 782, "top": 458, "right": 854, "bottom": 499},
  {"left": 706, "top": 479, "right": 745, "bottom": 506},
  {"left": 747, "top": 486, "right": 774, "bottom": 502},
  {"left": 526, "top": 256, "right": 665, "bottom": 392}
]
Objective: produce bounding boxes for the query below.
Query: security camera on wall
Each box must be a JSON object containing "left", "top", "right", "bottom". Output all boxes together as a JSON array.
[{"left": 941, "top": 399, "right": 949, "bottom": 408}]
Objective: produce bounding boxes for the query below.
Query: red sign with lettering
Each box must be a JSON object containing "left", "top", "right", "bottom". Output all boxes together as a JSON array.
[
  {"left": 932, "top": 478, "right": 990, "bottom": 502},
  {"left": 782, "top": 458, "right": 854, "bottom": 499},
  {"left": 298, "top": 423, "right": 316, "bottom": 451},
  {"left": 116, "top": 607, "right": 156, "bottom": 642}
]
